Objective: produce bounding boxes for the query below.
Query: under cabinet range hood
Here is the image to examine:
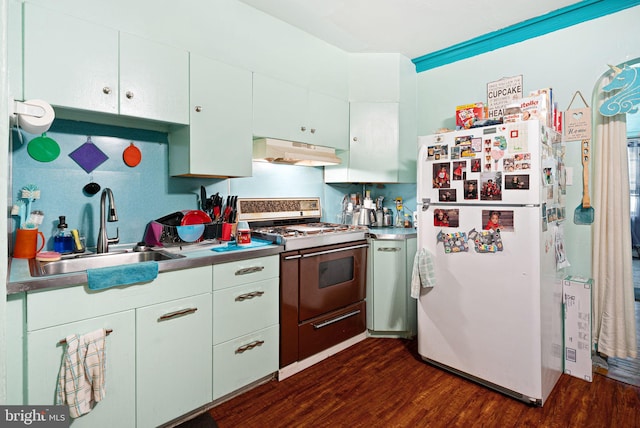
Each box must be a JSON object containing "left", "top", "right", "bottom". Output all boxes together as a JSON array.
[{"left": 253, "top": 138, "right": 341, "bottom": 166}]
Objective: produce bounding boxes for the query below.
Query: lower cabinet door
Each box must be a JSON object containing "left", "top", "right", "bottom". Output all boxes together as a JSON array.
[
  {"left": 26, "top": 310, "right": 136, "bottom": 428},
  {"left": 371, "top": 240, "right": 407, "bottom": 332},
  {"left": 213, "top": 325, "right": 278, "bottom": 400},
  {"left": 136, "top": 293, "right": 212, "bottom": 428}
]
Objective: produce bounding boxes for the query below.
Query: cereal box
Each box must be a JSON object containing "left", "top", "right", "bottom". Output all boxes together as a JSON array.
[{"left": 455, "top": 102, "right": 487, "bottom": 130}]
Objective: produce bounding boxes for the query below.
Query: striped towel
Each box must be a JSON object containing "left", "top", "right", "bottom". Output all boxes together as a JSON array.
[
  {"left": 410, "top": 247, "right": 436, "bottom": 299},
  {"left": 56, "top": 328, "right": 107, "bottom": 418}
]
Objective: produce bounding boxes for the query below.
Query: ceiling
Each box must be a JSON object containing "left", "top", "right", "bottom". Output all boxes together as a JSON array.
[{"left": 237, "top": 0, "right": 584, "bottom": 60}]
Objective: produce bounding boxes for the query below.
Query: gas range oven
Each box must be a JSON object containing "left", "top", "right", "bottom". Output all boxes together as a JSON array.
[
  {"left": 237, "top": 198, "right": 369, "bottom": 371},
  {"left": 237, "top": 198, "right": 368, "bottom": 250}
]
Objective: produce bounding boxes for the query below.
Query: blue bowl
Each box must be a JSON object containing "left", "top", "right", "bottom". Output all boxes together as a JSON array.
[{"left": 176, "top": 224, "right": 205, "bottom": 242}]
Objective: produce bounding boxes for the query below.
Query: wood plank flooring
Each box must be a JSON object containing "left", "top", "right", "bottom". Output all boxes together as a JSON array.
[{"left": 208, "top": 337, "right": 640, "bottom": 427}]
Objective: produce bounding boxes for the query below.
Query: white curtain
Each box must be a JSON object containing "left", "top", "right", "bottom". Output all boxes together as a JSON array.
[{"left": 592, "top": 74, "right": 637, "bottom": 359}]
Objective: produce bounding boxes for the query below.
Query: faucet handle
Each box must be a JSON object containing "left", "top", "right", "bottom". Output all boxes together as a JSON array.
[{"left": 108, "top": 227, "right": 120, "bottom": 245}]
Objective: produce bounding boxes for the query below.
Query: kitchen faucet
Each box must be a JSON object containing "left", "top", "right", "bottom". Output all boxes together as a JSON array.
[{"left": 97, "top": 188, "right": 119, "bottom": 253}]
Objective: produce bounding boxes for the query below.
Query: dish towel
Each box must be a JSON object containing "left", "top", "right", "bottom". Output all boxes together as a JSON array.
[
  {"left": 410, "top": 247, "right": 437, "bottom": 299},
  {"left": 56, "top": 328, "right": 107, "bottom": 418},
  {"left": 87, "top": 261, "right": 159, "bottom": 290}
]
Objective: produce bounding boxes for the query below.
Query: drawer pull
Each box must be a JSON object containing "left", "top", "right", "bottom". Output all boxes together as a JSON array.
[
  {"left": 235, "top": 340, "right": 265, "bottom": 354},
  {"left": 158, "top": 307, "right": 198, "bottom": 322},
  {"left": 377, "top": 247, "right": 401, "bottom": 252},
  {"left": 311, "top": 310, "right": 361, "bottom": 330},
  {"left": 59, "top": 328, "right": 113, "bottom": 345},
  {"left": 235, "top": 291, "right": 265, "bottom": 301},
  {"left": 234, "top": 266, "right": 265, "bottom": 276}
]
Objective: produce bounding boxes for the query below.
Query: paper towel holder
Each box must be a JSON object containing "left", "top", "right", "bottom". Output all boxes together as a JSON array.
[{"left": 9, "top": 98, "right": 55, "bottom": 134}]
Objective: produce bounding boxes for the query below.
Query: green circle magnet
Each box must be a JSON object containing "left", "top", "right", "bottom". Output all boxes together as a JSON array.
[{"left": 27, "top": 133, "right": 60, "bottom": 162}]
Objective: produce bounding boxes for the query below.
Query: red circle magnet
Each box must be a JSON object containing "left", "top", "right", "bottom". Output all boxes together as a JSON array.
[{"left": 123, "top": 142, "right": 142, "bottom": 167}]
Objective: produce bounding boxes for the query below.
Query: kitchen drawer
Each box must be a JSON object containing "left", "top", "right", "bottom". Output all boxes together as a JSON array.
[
  {"left": 213, "top": 255, "right": 279, "bottom": 290},
  {"left": 213, "top": 278, "right": 279, "bottom": 345},
  {"left": 27, "top": 266, "right": 212, "bottom": 331},
  {"left": 298, "top": 301, "right": 366, "bottom": 361},
  {"left": 213, "top": 324, "right": 279, "bottom": 400}
]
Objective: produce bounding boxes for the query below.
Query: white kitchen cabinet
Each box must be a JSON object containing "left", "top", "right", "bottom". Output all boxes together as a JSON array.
[
  {"left": 23, "top": 3, "right": 189, "bottom": 125},
  {"left": 23, "top": 3, "right": 119, "bottom": 115},
  {"left": 212, "top": 255, "right": 279, "bottom": 401},
  {"left": 169, "top": 54, "right": 253, "bottom": 177},
  {"left": 367, "top": 237, "right": 417, "bottom": 337},
  {"left": 324, "top": 101, "right": 417, "bottom": 183},
  {"left": 6, "top": 293, "right": 25, "bottom": 405},
  {"left": 325, "top": 53, "right": 417, "bottom": 184},
  {"left": 26, "top": 311, "right": 137, "bottom": 428},
  {"left": 118, "top": 32, "right": 189, "bottom": 124},
  {"left": 18, "top": 266, "right": 212, "bottom": 427},
  {"left": 252, "top": 73, "right": 349, "bottom": 150},
  {"left": 136, "top": 293, "right": 213, "bottom": 427}
]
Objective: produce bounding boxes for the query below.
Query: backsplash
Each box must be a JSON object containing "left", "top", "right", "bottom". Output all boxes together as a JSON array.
[{"left": 10, "top": 120, "right": 415, "bottom": 251}]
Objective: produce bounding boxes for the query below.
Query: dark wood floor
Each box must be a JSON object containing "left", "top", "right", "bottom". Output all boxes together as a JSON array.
[{"left": 209, "top": 337, "right": 640, "bottom": 428}]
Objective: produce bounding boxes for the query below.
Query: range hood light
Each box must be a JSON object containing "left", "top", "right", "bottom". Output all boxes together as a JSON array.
[{"left": 253, "top": 138, "right": 341, "bottom": 166}]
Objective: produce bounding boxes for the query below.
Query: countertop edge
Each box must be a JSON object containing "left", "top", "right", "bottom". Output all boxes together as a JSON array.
[
  {"left": 7, "top": 245, "right": 283, "bottom": 295},
  {"left": 367, "top": 228, "right": 417, "bottom": 240}
]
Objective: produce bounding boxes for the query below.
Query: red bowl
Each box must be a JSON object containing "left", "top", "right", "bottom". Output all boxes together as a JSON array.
[{"left": 180, "top": 210, "right": 212, "bottom": 226}]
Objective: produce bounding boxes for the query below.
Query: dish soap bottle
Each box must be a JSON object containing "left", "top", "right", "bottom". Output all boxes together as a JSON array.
[{"left": 53, "top": 216, "right": 73, "bottom": 254}]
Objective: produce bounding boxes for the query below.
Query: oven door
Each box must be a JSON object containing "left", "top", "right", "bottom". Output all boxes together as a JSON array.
[{"left": 298, "top": 240, "right": 368, "bottom": 321}]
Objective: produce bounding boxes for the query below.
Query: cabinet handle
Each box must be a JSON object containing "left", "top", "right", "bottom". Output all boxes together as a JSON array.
[
  {"left": 158, "top": 307, "right": 198, "bottom": 322},
  {"left": 377, "top": 247, "right": 402, "bottom": 252},
  {"left": 235, "top": 340, "right": 265, "bottom": 354},
  {"left": 300, "top": 126, "right": 306, "bottom": 132},
  {"left": 102, "top": 87, "right": 112, "bottom": 95},
  {"left": 310, "top": 128, "right": 316, "bottom": 134},
  {"left": 352, "top": 137, "right": 358, "bottom": 142},
  {"left": 234, "top": 266, "right": 265, "bottom": 276},
  {"left": 125, "top": 91, "right": 134, "bottom": 99},
  {"left": 235, "top": 291, "right": 265, "bottom": 301},
  {"left": 194, "top": 105, "right": 202, "bottom": 112},
  {"left": 312, "top": 310, "right": 361, "bottom": 330}
]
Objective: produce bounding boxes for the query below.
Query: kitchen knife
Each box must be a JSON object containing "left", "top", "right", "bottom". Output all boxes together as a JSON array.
[{"left": 200, "top": 186, "right": 207, "bottom": 212}]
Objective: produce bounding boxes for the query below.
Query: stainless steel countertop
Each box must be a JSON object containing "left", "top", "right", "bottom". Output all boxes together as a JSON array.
[
  {"left": 7, "top": 242, "right": 283, "bottom": 295},
  {"left": 367, "top": 227, "right": 417, "bottom": 240}
]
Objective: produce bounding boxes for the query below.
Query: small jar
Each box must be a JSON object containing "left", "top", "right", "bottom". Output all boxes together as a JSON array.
[{"left": 236, "top": 221, "right": 251, "bottom": 245}]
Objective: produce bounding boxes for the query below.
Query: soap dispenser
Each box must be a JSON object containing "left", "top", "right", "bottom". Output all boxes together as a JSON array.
[{"left": 53, "top": 216, "right": 73, "bottom": 254}]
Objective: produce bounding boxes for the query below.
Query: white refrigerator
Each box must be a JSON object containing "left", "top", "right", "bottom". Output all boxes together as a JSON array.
[{"left": 416, "top": 120, "right": 565, "bottom": 406}]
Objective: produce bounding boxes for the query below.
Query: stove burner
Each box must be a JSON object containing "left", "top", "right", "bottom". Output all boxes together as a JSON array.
[{"left": 250, "top": 222, "right": 368, "bottom": 250}]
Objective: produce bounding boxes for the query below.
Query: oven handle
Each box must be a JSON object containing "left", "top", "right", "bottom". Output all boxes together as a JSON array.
[
  {"left": 311, "top": 309, "right": 361, "bottom": 330},
  {"left": 301, "top": 243, "right": 369, "bottom": 258}
]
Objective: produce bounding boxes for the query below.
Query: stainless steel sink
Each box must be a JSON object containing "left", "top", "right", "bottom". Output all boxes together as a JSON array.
[{"left": 29, "top": 250, "right": 185, "bottom": 277}]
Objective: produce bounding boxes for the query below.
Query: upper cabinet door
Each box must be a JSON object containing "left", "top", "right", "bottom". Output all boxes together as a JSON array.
[
  {"left": 169, "top": 54, "right": 253, "bottom": 177},
  {"left": 252, "top": 74, "right": 309, "bottom": 143},
  {"left": 348, "top": 102, "right": 400, "bottom": 183},
  {"left": 119, "top": 33, "right": 189, "bottom": 124},
  {"left": 23, "top": 3, "right": 119, "bottom": 114},
  {"left": 308, "top": 91, "right": 349, "bottom": 150}
]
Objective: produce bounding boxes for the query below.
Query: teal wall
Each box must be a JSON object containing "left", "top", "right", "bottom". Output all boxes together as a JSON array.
[
  {"left": 415, "top": 6, "right": 640, "bottom": 277},
  {"left": 11, "top": 121, "right": 415, "bottom": 250}
]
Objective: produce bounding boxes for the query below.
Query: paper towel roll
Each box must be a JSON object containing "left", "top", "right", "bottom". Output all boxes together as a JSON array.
[{"left": 18, "top": 99, "right": 55, "bottom": 134}]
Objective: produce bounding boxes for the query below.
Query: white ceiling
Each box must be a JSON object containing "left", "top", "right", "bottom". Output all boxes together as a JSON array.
[{"left": 238, "top": 0, "right": 583, "bottom": 60}]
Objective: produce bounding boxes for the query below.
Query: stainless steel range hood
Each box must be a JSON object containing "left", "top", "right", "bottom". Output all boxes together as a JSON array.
[{"left": 253, "top": 138, "right": 341, "bottom": 166}]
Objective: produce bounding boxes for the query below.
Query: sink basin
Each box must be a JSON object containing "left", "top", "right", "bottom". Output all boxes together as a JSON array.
[{"left": 29, "top": 250, "right": 185, "bottom": 277}]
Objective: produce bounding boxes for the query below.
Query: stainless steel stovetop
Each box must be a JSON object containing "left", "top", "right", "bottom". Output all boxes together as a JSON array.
[{"left": 237, "top": 198, "right": 368, "bottom": 250}]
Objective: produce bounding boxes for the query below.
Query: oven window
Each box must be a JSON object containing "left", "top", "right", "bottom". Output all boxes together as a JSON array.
[{"left": 319, "top": 257, "right": 354, "bottom": 288}]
